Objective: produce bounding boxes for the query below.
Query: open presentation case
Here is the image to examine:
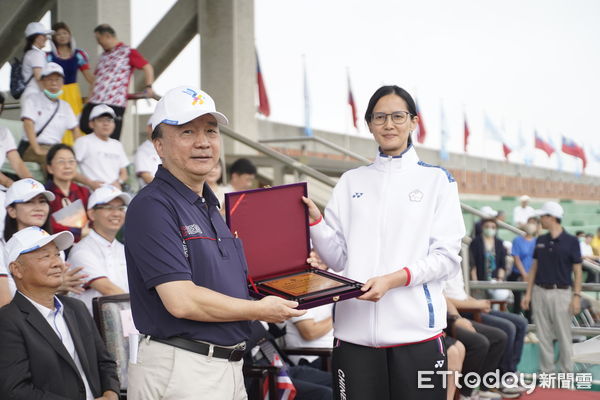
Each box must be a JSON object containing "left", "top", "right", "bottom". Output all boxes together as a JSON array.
[{"left": 225, "top": 182, "right": 363, "bottom": 309}]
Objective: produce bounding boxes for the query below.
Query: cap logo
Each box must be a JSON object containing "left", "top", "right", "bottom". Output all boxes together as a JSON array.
[{"left": 181, "top": 88, "right": 204, "bottom": 106}]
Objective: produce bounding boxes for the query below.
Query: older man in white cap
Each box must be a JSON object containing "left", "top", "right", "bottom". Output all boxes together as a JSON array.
[
  {"left": 513, "top": 195, "right": 534, "bottom": 228},
  {"left": 68, "top": 185, "right": 131, "bottom": 314},
  {"left": 0, "top": 227, "right": 119, "bottom": 399},
  {"left": 20, "top": 62, "right": 82, "bottom": 169},
  {"left": 522, "top": 201, "right": 582, "bottom": 373},
  {"left": 125, "top": 86, "right": 305, "bottom": 400}
]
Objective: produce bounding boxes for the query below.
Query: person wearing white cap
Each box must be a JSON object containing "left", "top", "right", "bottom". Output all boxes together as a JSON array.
[
  {"left": 471, "top": 205, "right": 498, "bottom": 237},
  {"left": 67, "top": 185, "right": 131, "bottom": 314},
  {"left": 125, "top": 86, "right": 304, "bottom": 400},
  {"left": 0, "top": 178, "right": 87, "bottom": 306},
  {"left": 20, "top": 22, "right": 54, "bottom": 100},
  {"left": 512, "top": 195, "right": 534, "bottom": 228},
  {"left": 20, "top": 62, "right": 82, "bottom": 171},
  {"left": 0, "top": 226, "right": 120, "bottom": 400},
  {"left": 522, "top": 201, "right": 582, "bottom": 373},
  {"left": 134, "top": 116, "right": 161, "bottom": 188},
  {"left": 74, "top": 104, "right": 129, "bottom": 190}
]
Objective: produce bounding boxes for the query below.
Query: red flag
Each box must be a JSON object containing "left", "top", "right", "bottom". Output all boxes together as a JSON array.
[
  {"left": 503, "top": 143, "right": 512, "bottom": 160},
  {"left": 416, "top": 101, "right": 426, "bottom": 144},
  {"left": 463, "top": 115, "right": 470, "bottom": 152},
  {"left": 534, "top": 132, "right": 554, "bottom": 157},
  {"left": 256, "top": 53, "right": 270, "bottom": 117},
  {"left": 562, "top": 136, "right": 587, "bottom": 169},
  {"left": 347, "top": 73, "right": 358, "bottom": 128},
  {"left": 262, "top": 354, "right": 296, "bottom": 400}
]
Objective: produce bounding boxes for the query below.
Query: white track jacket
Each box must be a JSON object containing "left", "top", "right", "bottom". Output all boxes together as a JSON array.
[{"left": 310, "top": 146, "right": 465, "bottom": 347}]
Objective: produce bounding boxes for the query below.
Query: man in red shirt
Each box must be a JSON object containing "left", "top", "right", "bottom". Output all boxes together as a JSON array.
[{"left": 80, "top": 24, "right": 154, "bottom": 140}]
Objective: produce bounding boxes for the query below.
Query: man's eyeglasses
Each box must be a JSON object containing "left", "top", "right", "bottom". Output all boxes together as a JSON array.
[
  {"left": 94, "top": 205, "right": 127, "bottom": 212},
  {"left": 370, "top": 111, "right": 412, "bottom": 125}
]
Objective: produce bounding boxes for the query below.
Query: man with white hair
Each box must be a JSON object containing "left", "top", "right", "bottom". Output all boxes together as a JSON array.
[
  {"left": 522, "top": 202, "right": 582, "bottom": 373},
  {"left": 513, "top": 195, "right": 534, "bottom": 228},
  {"left": 0, "top": 227, "right": 119, "bottom": 399}
]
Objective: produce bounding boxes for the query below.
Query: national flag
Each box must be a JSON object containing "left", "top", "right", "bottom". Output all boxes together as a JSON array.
[
  {"left": 534, "top": 131, "right": 554, "bottom": 157},
  {"left": 463, "top": 113, "right": 470, "bottom": 152},
  {"left": 256, "top": 51, "right": 270, "bottom": 117},
  {"left": 502, "top": 143, "right": 512, "bottom": 160},
  {"left": 439, "top": 103, "right": 449, "bottom": 160},
  {"left": 347, "top": 71, "right": 358, "bottom": 128},
  {"left": 303, "top": 55, "right": 312, "bottom": 137},
  {"left": 416, "top": 99, "right": 426, "bottom": 144},
  {"left": 562, "top": 136, "right": 587, "bottom": 169},
  {"left": 262, "top": 353, "right": 296, "bottom": 400}
]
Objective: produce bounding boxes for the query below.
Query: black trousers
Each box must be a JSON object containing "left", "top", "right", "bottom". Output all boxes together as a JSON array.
[
  {"left": 332, "top": 336, "right": 447, "bottom": 400},
  {"left": 454, "top": 321, "right": 507, "bottom": 396},
  {"left": 80, "top": 102, "right": 126, "bottom": 140}
]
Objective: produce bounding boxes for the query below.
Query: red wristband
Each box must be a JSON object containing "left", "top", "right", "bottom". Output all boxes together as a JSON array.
[{"left": 309, "top": 216, "right": 323, "bottom": 226}]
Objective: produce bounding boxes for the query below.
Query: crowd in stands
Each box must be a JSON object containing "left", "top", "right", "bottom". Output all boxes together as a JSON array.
[{"left": 0, "top": 20, "right": 599, "bottom": 400}]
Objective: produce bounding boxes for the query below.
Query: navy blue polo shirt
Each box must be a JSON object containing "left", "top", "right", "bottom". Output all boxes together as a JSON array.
[
  {"left": 125, "top": 165, "right": 251, "bottom": 346},
  {"left": 533, "top": 230, "right": 582, "bottom": 286}
]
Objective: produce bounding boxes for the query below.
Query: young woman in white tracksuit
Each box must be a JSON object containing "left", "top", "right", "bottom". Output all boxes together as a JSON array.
[{"left": 303, "top": 86, "right": 466, "bottom": 400}]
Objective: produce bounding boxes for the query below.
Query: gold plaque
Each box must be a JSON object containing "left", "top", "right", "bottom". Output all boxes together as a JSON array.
[{"left": 263, "top": 272, "right": 345, "bottom": 296}]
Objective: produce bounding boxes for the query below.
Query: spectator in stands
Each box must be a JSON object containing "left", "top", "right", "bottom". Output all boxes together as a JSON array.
[
  {"left": 1, "top": 178, "right": 87, "bottom": 301},
  {"left": 470, "top": 218, "right": 506, "bottom": 283},
  {"left": 68, "top": 185, "right": 130, "bottom": 314},
  {"left": 223, "top": 157, "right": 257, "bottom": 193},
  {"left": 20, "top": 22, "right": 52, "bottom": 100},
  {"left": 592, "top": 227, "right": 600, "bottom": 256},
  {"left": 579, "top": 232, "right": 600, "bottom": 283},
  {"left": 48, "top": 22, "right": 95, "bottom": 146},
  {"left": 513, "top": 195, "right": 534, "bottom": 229},
  {"left": 74, "top": 104, "right": 129, "bottom": 190},
  {"left": 0, "top": 93, "right": 33, "bottom": 235},
  {"left": 522, "top": 201, "right": 582, "bottom": 372},
  {"left": 444, "top": 270, "right": 526, "bottom": 398},
  {"left": 0, "top": 227, "right": 120, "bottom": 400},
  {"left": 134, "top": 119, "right": 161, "bottom": 189},
  {"left": 206, "top": 161, "right": 226, "bottom": 214},
  {"left": 472, "top": 206, "right": 497, "bottom": 237},
  {"left": 20, "top": 62, "right": 82, "bottom": 171},
  {"left": 45, "top": 144, "right": 91, "bottom": 242},
  {"left": 79, "top": 24, "right": 154, "bottom": 140},
  {"left": 509, "top": 216, "right": 539, "bottom": 317},
  {"left": 246, "top": 320, "right": 332, "bottom": 400}
]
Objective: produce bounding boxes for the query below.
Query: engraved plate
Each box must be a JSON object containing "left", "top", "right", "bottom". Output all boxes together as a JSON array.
[{"left": 263, "top": 272, "right": 345, "bottom": 296}]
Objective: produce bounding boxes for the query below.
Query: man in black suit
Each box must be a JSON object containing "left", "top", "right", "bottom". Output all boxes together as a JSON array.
[{"left": 0, "top": 226, "right": 120, "bottom": 400}]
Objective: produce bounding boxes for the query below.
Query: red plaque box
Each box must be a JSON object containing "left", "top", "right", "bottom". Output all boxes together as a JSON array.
[{"left": 225, "top": 182, "right": 363, "bottom": 309}]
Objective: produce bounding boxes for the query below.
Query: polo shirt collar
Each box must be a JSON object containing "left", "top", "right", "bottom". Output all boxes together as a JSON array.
[
  {"left": 90, "top": 229, "right": 117, "bottom": 248},
  {"left": 155, "top": 166, "right": 219, "bottom": 207}
]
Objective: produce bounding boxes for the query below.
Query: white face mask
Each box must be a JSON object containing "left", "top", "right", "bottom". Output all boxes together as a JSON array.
[{"left": 483, "top": 228, "right": 497, "bottom": 238}]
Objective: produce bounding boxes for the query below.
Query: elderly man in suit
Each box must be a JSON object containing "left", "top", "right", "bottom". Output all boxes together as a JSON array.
[{"left": 0, "top": 227, "right": 119, "bottom": 400}]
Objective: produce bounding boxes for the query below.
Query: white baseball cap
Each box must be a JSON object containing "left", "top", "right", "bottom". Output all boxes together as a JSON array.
[
  {"left": 151, "top": 86, "right": 228, "bottom": 130},
  {"left": 24, "top": 22, "right": 54, "bottom": 38},
  {"left": 5, "top": 178, "right": 55, "bottom": 208},
  {"left": 6, "top": 227, "right": 73, "bottom": 264},
  {"left": 88, "top": 185, "right": 132, "bottom": 210},
  {"left": 89, "top": 104, "right": 116, "bottom": 121},
  {"left": 535, "top": 201, "right": 564, "bottom": 219},
  {"left": 41, "top": 62, "right": 65, "bottom": 78},
  {"left": 519, "top": 195, "right": 530, "bottom": 202},
  {"left": 480, "top": 206, "right": 498, "bottom": 218}
]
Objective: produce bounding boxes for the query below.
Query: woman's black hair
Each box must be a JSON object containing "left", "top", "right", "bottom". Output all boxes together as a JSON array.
[
  {"left": 3, "top": 204, "right": 52, "bottom": 242},
  {"left": 364, "top": 85, "right": 417, "bottom": 145},
  {"left": 24, "top": 34, "right": 41, "bottom": 53},
  {"left": 46, "top": 143, "right": 75, "bottom": 181},
  {"left": 51, "top": 22, "right": 72, "bottom": 49}
]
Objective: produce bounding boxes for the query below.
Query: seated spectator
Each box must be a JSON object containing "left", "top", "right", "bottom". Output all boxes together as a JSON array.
[
  {"left": 20, "top": 62, "right": 82, "bottom": 171},
  {"left": 579, "top": 232, "right": 600, "bottom": 283},
  {"left": 134, "top": 119, "right": 160, "bottom": 189},
  {"left": 0, "top": 93, "right": 33, "bottom": 235},
  {"left": 513, "top": 195, "right": 534, "bottom": 229},
  {"left": 472, "top": 206, "right": 498, "bottom": 237},
  {"left": 206, "top": 162, "right": 226, "bottom": 214},
  {"left": 45, "top": 144, "right": 91, "bottom": 242},
  {"left": 0, "top": 227, "right": 119, "bottom": 399},
  {"left": 0, "top": 178, "right": 86, "bottom": 304},
  {"left": 592, "top": 227, "right": 600, "bottom": 256},
  {"left": 223, "top": 158, "right": 257, "bottom": 193},
  {"left": 470, "top": 218, "right": 506, "bottom": 283},
  {"left": 67, "top": 185, "right": 130, "bottom": 314},
  {"left": 246, "top": 320, "right": 332, "bottom": 400},
  {"left": 74, "top": 104, "right": 129, "bottom": 190},
  {"left": 445, "top": 269, "right": 527, "bottom": 398},
  {"left": 509, "top": 216, "right": 539, "bottom": 317},
  {"left": 285, "top": 304, "right": 333, "bottom": 369}
]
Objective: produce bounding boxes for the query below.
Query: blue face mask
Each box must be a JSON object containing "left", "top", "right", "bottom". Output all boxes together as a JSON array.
[{"left": 43, "top": 89, "right": 63, "bottom": 99}]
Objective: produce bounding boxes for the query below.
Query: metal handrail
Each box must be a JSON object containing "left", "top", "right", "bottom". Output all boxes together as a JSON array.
[
  {"left": 469, "top": 281, "right": 600, "bottom": 291},
  {"left": 259, "top": 136, "right": 372, "bottom": 164}
]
